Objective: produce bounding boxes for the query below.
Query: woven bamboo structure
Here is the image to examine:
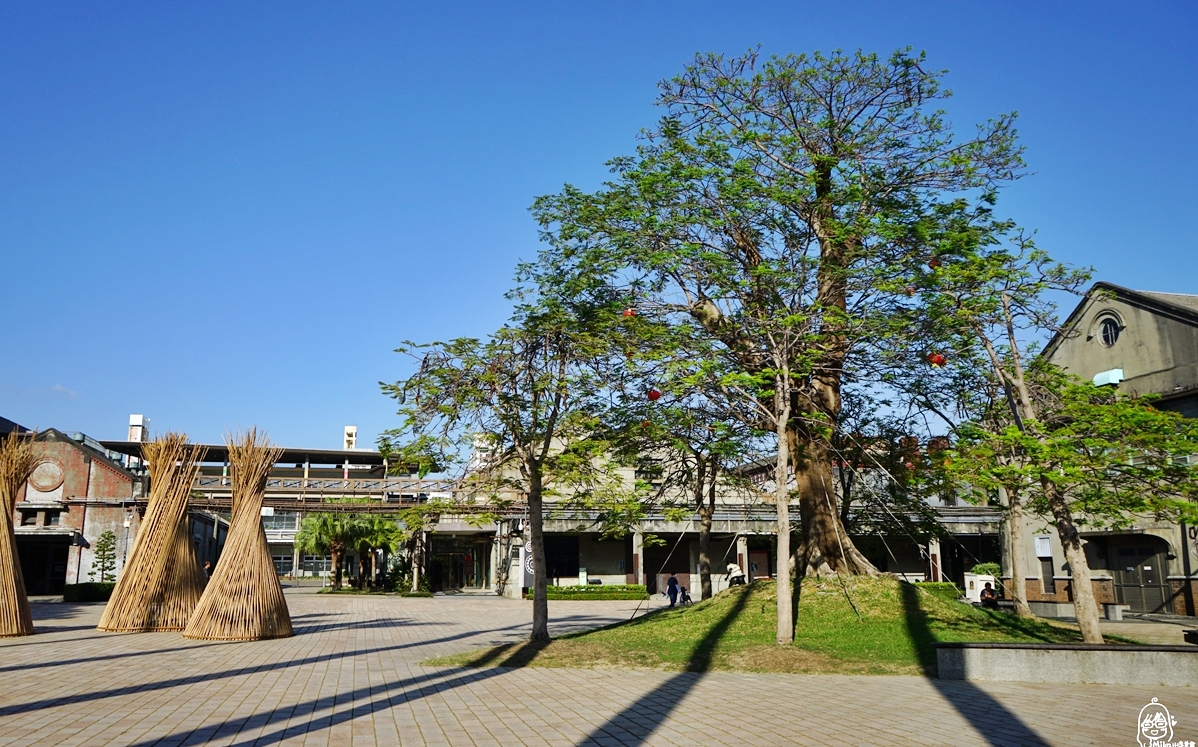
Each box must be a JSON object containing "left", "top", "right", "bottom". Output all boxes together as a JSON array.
[
  {"left": 0, "top": 431, "right": 38, "bottom": 637},
  {"left": 98, "top": 433, "right": 207, "bottom": 632},
  {"left": 183, "top": 428, "right": 292, "bottom": 640}
]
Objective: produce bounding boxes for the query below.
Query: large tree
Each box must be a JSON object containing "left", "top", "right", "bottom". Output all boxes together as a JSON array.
[
  {"left": 380, "top": 297, "right": 614, "bottom": 643},
  {"left": 530, "top": 48, "right": 1023, "bottom": 641}
]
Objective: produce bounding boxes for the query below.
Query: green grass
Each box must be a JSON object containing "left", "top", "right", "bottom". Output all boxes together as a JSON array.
[{"left": 425, "top": 576, "right": 1141, "bottom": 675}]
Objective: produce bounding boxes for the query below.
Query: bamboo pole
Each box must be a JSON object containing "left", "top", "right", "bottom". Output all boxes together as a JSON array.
[
  {"left": 0, "top": 431, "right": 38, "bottom": 637},
  {"left": 183, "top": 428, "right": 292, "bottom": 640},
  {"left": 98, "top": 433, "right": 208, "bottom": 632}
]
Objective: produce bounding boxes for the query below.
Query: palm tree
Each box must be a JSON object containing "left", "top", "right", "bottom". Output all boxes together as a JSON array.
[
  {"left": 355, "top": 517, "right": 398, "bottom": 588},
  {"left": 295, "top": 512, "right": 364, "bottom": 590}
]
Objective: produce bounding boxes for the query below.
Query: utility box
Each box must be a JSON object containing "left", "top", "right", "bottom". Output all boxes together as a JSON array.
[{"left": 963, "top": 573, "right": 997, "bottom": 603}]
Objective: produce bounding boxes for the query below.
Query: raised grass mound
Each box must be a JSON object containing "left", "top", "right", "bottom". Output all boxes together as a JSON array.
[{"left": 427, "top": 576, "right": 1132, "bottom": 675}]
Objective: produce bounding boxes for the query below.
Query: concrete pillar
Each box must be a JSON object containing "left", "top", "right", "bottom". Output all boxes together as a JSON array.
[
  {"left": 632, "top": 530, "right": 644, "bottom": 587},
  {"left": 928, "top": 538, "right": 943, "bottom": 582},
  {"left": 736, "top": 534, "right": 749, "bottom": 577}
]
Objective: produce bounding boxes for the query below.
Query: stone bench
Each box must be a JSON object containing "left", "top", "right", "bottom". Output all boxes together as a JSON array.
[{"left": 934, "top": 642, "right": 1198, "bottom": 686}]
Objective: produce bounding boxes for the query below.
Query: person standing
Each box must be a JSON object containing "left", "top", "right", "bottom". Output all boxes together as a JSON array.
[{"left": 666, "top": 573, "right": 679, "bottom": 608}]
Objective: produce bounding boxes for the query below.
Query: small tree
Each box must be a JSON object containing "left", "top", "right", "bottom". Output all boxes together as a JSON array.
[
  {"left": 295, "top": 511, "right": 364, "bottom": 590},
  {"left": 89, "top": 530, "right": 118, "bottom": 583},
  {"left": 381, "top": 298, "right": 616, "bottom": 643}
]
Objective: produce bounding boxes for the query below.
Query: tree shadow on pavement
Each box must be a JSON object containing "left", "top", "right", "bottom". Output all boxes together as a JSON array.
[
  {"left": 900, "top": 581, "right": 1048, "bottom": 747},
  {"left": 575, "top": 583, "right": 752, "bottom": 745}
]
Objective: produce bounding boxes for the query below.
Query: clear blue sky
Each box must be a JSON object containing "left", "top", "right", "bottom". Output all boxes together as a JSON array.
[{"left": 2, "top": 2, "right": 1195, "bottom": 449}]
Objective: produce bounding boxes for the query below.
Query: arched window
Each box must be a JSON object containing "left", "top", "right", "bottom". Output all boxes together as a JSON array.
[{"left": 1099, "top": 317, "right": 1121, "bottom": 347}]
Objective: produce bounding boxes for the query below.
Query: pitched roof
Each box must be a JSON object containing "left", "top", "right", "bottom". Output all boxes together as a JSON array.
[{"left": 1046, "top": 282, "right": 1198, "bottom": 358}]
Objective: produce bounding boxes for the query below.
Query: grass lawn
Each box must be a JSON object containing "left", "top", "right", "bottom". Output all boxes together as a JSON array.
[{"left": 425, "top": 577, "right": 1140, "bottom": 676}]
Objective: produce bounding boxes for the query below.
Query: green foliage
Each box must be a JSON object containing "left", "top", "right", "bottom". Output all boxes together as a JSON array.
[
  {"left": 544, "top": 584, "right": 648, "bottom": 600},
  {"left": 946, "top": 371, "right": 1198, "bottom": 529},
  {"left": 63, "top": 582, "right": 115, "bottom": 602},
  {"left": 400, "top": 590, "right": 434, "bottom": 598},
  {"left": 88, "top": 530, "right": 118, "bottom": 583},
  {"left": 971, "top": 562, "right": 1002, "bottom": 577}
]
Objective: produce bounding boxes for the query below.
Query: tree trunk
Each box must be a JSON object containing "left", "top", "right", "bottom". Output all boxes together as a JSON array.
[
  {"left": 331, "top": 547, "right": 343, "bottom": 590},
  {"left": 528, "top": 468, "right": 550, "bottom": 643},
  {"left": 791, "top": 435, "right": 879, "bottom": 577},
  {"left": 697, "top": 503, "right": 713, "bottom": 601},
  {"left": 410, "top": 533, "right": 422, "bottom": 594},
  {"left": 774, "top": 399, "right": 794, "bottom": 645},
  {"left": 1002, "top": 486, "right": 1033, "bottom": 618},
  {"left": 1043, "top": 477, "right": 1103, "bottom": 643}
]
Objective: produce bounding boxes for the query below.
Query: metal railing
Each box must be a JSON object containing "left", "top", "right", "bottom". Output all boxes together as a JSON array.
[{"left": 193, "top": 475, "right": 457, "bottom": 496}]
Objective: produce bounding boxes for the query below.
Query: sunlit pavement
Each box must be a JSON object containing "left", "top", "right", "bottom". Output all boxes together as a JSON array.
[{"left": 0, "top": 586, "right": 1194, "bottom": 746}]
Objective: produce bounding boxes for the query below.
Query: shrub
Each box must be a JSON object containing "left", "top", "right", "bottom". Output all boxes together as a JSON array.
[
  {"left": 912, "top": 581, "right": 961, "bottom": 602},
  {"left": 970, "top": 562, "right": 1002, "bottom": 578},
  {"left": 63, "top": 582, "right": 115, "bottom": 602},
  {"left": 544, "top": 584, "right": 648, "bottom": 600},
  {"left": 400, "top": 591, "right": 434, "bottom": 598}
]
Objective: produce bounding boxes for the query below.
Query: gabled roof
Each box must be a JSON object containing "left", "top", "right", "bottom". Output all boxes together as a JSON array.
[
  {"left": 1044, "top": 281, "right": 1198, "bottom": 358},
  {"left": 37, "top": 429, "right": 139, "bottom": 481},
  {"left": 1, "top": 416, "right": 29, "bottom": 435}
]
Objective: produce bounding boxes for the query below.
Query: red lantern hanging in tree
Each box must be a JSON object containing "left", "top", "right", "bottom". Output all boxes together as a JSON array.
[
  {"left": 647, "top": 389, "right": 662, "bottom": 401},
  {"left": 640, "top": 420, "right": 652, "bottom": 428},
  {"left": 622, "top": 307, "right": 636, "bottom": 318},
  {"left": 904, "top": 461, "right": 915, "bottom": 470},
  {"left": 905, "top": 286, "right": 916, "bottom": 297},
  {"left": 928, "top": 258, "right": 942, "bottom": 269},
  {"left": 927, "top": 352, "right": 947, "bottom": 367}
]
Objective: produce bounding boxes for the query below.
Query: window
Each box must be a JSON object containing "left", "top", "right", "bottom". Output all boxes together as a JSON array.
[
  {"left": 1099, "top": 317, "right": 1120, "bottom": 347},
  {"left": 1040, "top": 558, "right": 1056, "bottom": 594},
  {"left": 46, "top": 511, "right": 61, "bottom": 526},
  {"left": 272, "top": 554, "right": 294, "bottom": 574},
  {"left": 21, "top": 511, "right": 37, "bottom": 526}
]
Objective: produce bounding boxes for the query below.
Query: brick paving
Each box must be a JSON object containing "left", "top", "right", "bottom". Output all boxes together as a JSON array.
[{"left": 0, "top": 586, "right": 1194, "bottom": 746}]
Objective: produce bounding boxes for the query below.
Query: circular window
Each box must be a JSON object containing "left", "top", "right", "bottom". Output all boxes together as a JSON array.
[{"left": 1099, "top": 317, "right": 1121, "bottom": 347}]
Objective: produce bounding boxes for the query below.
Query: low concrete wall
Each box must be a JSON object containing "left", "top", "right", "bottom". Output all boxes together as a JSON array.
[{"left": 935, "top": 643, "right": 1198, "bottom": 686}]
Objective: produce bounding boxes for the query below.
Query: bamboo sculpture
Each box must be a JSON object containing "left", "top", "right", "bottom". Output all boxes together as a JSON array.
[
  {"left": 98, "top": 433, "right": 207, "bottom": 632},
  {"left": 183, "top": 428, "right": 292, "bottom": 640},
  {"left": 0, "top": 431, "right": 38, "bottom": 637}
]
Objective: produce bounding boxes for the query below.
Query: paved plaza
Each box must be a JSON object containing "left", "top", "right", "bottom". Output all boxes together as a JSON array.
[{"left": 0, "top": 586, "right": 1194, "bottom": 746}]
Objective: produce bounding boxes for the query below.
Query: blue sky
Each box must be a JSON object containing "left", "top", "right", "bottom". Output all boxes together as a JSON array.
[{"left": 2, "top": 2, "right": 1195, "bottom": 449}]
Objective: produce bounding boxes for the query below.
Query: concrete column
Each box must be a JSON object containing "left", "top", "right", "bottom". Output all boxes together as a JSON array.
[
  {"left": 632, "top": 530, "right": 644, "bottom": 587},
  {"left": 736, "top": 534, "right": 749, "bottom": 577},
  {"left": 928, "top": 538, "right": 943, "bottom": 582}
]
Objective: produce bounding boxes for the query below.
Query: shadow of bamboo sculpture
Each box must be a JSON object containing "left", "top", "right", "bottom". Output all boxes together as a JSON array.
[
  {"left": 183, "top": 428, "right": 292, "bottom": 640},
  {"left": 98, "top": 433, "right": 207, "bottom": 632},
  {"left": 0, "top": 431, "right": 38, "bottom": 637}
]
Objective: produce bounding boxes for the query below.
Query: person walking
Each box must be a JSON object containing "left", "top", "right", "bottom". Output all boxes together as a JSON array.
[{"left": 666, "top": 573, "right": 679, "bottom": 608}]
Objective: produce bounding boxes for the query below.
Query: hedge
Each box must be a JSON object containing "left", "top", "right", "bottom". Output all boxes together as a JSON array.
[
  {"left": 544, "top": 584, "right": 648, "bottom": 601},
  {"left": 400, "top": 591, "right": 435, "bottom": 598},
  {"left": 63, "top": 582, "right": 115, "bottom": 602}
]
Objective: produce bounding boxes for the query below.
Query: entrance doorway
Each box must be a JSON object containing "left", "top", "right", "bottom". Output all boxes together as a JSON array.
[
  {"left": 17, "top": 538, "right": 69, "bottom": 595},
  {"left": 1109, "top": 537, "right": 1171, "bottom": 613},
  {"left": 429, "top": 535, "right": 490, "bottom": 592}
]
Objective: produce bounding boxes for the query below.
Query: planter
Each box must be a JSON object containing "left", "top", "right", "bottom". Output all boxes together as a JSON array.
[{"left": 934, "top": 642, "right": 1198, "bottom": 686}]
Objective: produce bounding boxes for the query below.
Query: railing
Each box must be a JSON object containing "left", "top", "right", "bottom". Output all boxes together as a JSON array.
[{"left": 193, "top": 475, "right": 457, "bottom": 496}]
